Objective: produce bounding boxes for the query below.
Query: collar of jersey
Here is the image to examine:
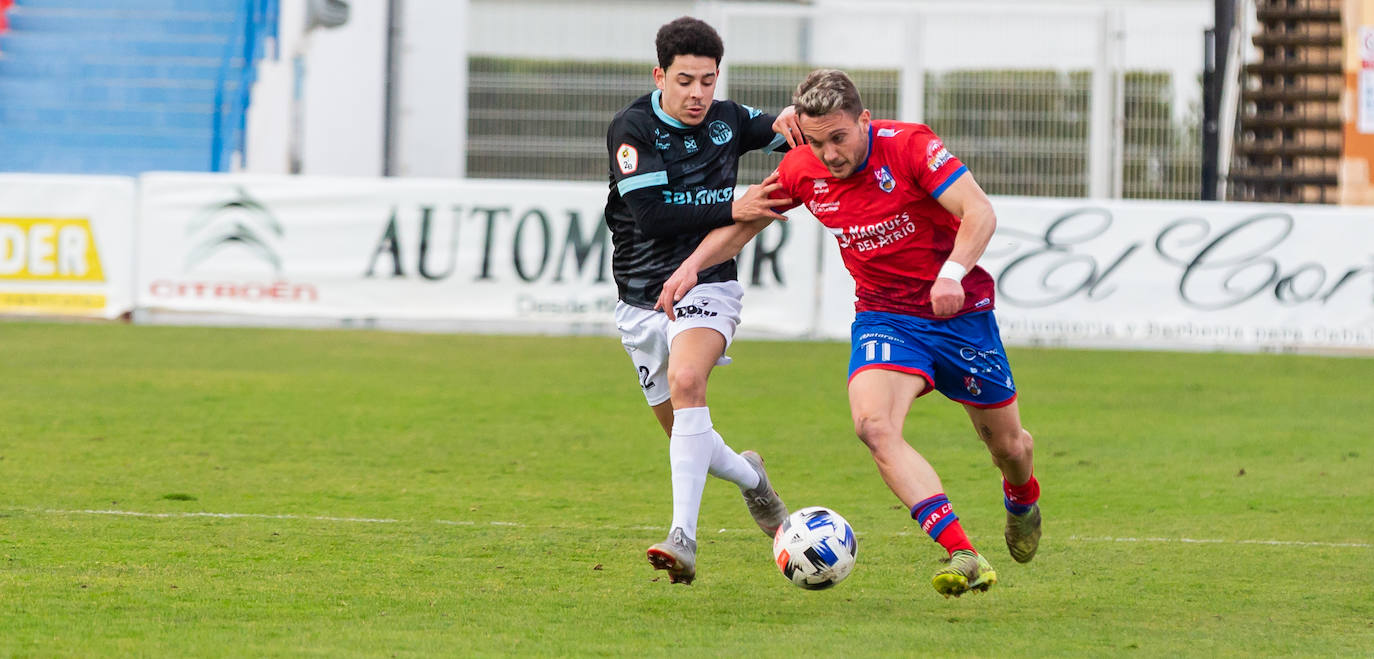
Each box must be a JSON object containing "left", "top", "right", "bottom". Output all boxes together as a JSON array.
[
  {"left": 651, "top": 89, "right": 691, "bottom": 129},
  {"left": 848, "top": 123, "right": 877, "bottom": 177}
]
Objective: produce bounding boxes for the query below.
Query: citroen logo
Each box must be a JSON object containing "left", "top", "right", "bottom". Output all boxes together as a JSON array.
[{"left": 184, "top": 187, "right": 284, "bottom": 273}]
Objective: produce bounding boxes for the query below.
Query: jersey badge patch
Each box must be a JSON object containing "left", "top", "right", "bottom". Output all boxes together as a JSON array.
[
  {"left": 709, "top": 120, "right": 733, "bottom": 146},
  {"left": 874, "top": 166, "right": 896, "bottom": 193},
  {"left": 926, "top": 140, "right": 953, "bottom": 172},
  {"left": 684, "top": 136, "right": 698, "bottom": 154},
  {"left": 617, "top": 143, "right": 639, "bottom": 174}
]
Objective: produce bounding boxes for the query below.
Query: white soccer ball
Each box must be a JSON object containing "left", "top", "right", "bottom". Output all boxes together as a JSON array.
[{"left": 772, "top": 506, "right": 858, "bottom": 590}]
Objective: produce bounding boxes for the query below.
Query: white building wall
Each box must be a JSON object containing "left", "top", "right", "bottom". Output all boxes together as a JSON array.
[{"left": 245, "top": 0, "right": 389, "bottom": 177}]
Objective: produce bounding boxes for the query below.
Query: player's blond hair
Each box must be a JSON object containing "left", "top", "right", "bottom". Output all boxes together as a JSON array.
[{"left": 792, "top": 69, "right": 865, "bottom": 119}]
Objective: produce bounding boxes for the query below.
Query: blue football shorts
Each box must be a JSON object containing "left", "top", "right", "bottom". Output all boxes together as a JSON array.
[{"left": 848, "top": 310, "right": 1017, "bottom": 409}]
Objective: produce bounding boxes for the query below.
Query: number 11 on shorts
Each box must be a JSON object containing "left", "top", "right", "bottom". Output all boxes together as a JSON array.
[{"left": 861, "top": 340, "right": 892, "bottom": 362}]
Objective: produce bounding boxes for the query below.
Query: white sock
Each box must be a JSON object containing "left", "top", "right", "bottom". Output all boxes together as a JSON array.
[
  {"left": 678, "top": 407, "right": 760, "bottom": 491},
  {"left": 668, "top": 407, "right": 714, "bottom": 541}
]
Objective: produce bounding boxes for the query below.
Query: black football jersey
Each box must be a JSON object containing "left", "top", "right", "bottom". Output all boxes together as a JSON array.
[{"left": 605, "top": 90, "right": 787, "bottom": 309}]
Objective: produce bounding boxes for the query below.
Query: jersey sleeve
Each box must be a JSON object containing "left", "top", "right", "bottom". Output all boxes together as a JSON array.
[
  {"left": 734, "top": 102, "right": 790, "bottom": 155},
  {"left": 768, "top": 159, "right": 804, "bottom": 213},
  {"left": 909, "top": 126, "right": 968, "bottom": 199},
  {"left": 607, "top": 114, "right": 733, "bottom": 239}
]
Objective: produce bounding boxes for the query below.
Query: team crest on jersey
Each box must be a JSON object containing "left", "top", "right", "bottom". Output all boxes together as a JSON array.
[
  {"left": 683, "top": 136, "right": 698, "bottom": 154},
  {"left": 617, "top": 143, "right": 638, "bottom": 174},
  {"left": 926, "top": 139, "right": 953, "bottom": 172},
  {"left": 709, "top": 120, "right": 733, "bottom": 146},
  {"left": 874, "top": 166, "right": 896, "bottom": 193},
  {"left": 813, "top": 179, "right": 829, "bottom": 195},
  {"left": 964, "top": 375, "right": 982, "bottom": 396}
]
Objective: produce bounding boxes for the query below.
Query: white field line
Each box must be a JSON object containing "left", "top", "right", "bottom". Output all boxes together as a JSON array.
[
  {"left": 1066, "top": 535, "right": 1372, "bottom": 549},
  {"left": 35, "top": 508, "right": 401, "bottom": 524},
  {"left": 21, "top": 508, "right": 1372, "bottom": 549}
]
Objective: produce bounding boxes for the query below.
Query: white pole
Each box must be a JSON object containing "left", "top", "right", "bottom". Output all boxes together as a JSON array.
[
  {"left": 392, "top": 0, "right": 468, "bottom": 178},
  {"left": 1088, "top": 7, "right": 1114, "bottom": 199},
  {"left": 898, "top": 11, "right": 925, "bottom": 124}
]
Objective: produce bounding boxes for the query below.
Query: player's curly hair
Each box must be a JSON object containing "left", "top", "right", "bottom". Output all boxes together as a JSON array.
[
  {"left": 655, "top": 17, "right": 724, "bottom": 70},
  {"left": 793, "top": 69, "right": 865, "bottom": 119}
]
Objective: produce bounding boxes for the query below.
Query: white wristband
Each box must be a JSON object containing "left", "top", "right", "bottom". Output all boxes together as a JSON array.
[{"left": 937, "top": 260, "right": 968, "bottom": 282}]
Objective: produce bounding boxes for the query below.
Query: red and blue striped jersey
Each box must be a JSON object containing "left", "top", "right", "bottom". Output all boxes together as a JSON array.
[{"left": 775, "top": 120, "right": 996, "bottom": 319}]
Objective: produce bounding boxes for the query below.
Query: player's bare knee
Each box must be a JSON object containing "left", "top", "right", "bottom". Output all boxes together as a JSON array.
[
  {"left": 666, "top": 365, "right": 709, "bottom": 402},
  {"left": 853, "top": 415, "right": 899, "bottom": 451},
  {"left": 990, "top": 428, "right": 1033, "bottom": 463}
]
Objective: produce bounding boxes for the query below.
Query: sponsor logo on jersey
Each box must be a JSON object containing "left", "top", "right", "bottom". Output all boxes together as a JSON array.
[
  {"left": 683, "top": 136, "right": 698, "bottom": 154},
  {"left": 926, "top": 139, "right": 953, "bottom": 172},
  {"left": 653, "top": 129, "right": 671, "bottom": 151},
  {"left": 874, "top": 166, "right": 896, "bottom": 193},
  {"left": 807, "top": 200, "right": 841, "bottom": 214},
  {"left": 708, "top": 120, "right": 733, "bottom": 146},
  {"left": 877, "top": 127, "right": 904, "bottom": 137},
  {"left": 829, "top": 212, "right": 916, "bottom": 251},
  {"left": 812, "top": 178, "right": 829, "bottom": 195},
  {"left": 617, "top": 143, "right": 639, "bottom": 174},
  {"left": 662, "top": 186, "right": 735, "bottom": 206}
]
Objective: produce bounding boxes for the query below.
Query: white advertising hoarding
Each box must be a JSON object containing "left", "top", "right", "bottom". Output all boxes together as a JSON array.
[
  {"left": 0, "top": 175, "right": 136, "bottom": 319},
  {"left": 818, "top": 197, "right": 1374, "bottom": 352},
  {"left": 136, "top": 173, "right": 820, "bottom": 337}
]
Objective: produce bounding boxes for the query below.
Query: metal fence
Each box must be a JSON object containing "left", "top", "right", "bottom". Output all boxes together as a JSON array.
[{"left": 466, "top": 1, "right": 1205, "bottom": 201}]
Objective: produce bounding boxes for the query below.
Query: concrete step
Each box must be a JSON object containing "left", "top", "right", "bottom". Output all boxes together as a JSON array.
[
  {"left": 0, "top": 78, "right": 235, "bottom": 106},
  {"left": 0, "top": 145, "right": 211, "bottom": 174},
  {"left": 0, "top": 31, "right": 230, "bottom": 58},
  {"left": 5, "top": 6, "right": 237, "bottom": 36},
  {"left": 0, "top": 104, "right": 215, "bottom": 130}
]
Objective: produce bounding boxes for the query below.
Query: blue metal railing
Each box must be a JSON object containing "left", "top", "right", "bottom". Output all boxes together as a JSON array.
[{"left": 211, "top": 0, "right": 278, "bottom": 171}]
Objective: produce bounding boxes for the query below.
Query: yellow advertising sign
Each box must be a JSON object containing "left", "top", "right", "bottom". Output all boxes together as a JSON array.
[
  {"left": 0, "top": 292, "right": 107, "bottom": 314},
  {"left": 0, "top": 217, "right": 106, "bottom": 282}
]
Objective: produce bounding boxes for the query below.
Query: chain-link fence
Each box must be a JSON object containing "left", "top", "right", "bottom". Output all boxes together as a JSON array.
[{"left": 466, "top": 1, "right": 1204, "bottom": 201}]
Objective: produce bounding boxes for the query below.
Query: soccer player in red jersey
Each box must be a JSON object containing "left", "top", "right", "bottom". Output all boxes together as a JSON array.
[{"left": 656, "top": 69, "right": 1042, "bottom": 598}]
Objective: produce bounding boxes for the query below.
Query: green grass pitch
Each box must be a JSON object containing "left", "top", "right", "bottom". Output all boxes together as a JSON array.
[{"left": 1, "top": 321, "right": 1371, "bottom": 656}]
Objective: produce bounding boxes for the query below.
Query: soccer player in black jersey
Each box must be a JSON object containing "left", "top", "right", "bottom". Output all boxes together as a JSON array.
[{"left": 604, "top": 16, "right": 800, "bottom": 584}]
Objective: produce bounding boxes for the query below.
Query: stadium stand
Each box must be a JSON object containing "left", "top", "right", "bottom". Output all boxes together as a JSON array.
[
  {"left": 0, "top": 0, "right": 276, "bottom": 175},
  {"left": 1228, "top": 0, "right": 1343, "bottom": 203}
]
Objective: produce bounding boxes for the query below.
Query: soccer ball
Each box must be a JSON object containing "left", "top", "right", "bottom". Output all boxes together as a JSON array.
[{"left": 772, "top": 506, "right": 858, "bottom": 590}]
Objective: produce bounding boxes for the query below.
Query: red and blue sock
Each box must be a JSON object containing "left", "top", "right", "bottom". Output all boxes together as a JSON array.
[
  {"left": 1003, "top": 475, "right": 1040, "bottom": 515},
  {"left": 911, "top": 493, "right": 975, "bottom": 556}
]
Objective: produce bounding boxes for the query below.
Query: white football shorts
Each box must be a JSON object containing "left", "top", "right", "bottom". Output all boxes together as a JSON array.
[{"left": 614, "top": 280, "right": 744, "bottom": 406}]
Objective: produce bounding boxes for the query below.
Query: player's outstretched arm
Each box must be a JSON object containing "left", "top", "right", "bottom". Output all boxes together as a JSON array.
[
  {"left": 656, "top": 172, "right": 792, "bottom": 318},
  {"left": 656, "top": 219, "right": 772, "bottom": 318},
  {"left": 930, "top": 174, "right": 998, "bottom": 317},
  {"left": 732, "top": 170, "right": 792, "bottom": 222}
]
